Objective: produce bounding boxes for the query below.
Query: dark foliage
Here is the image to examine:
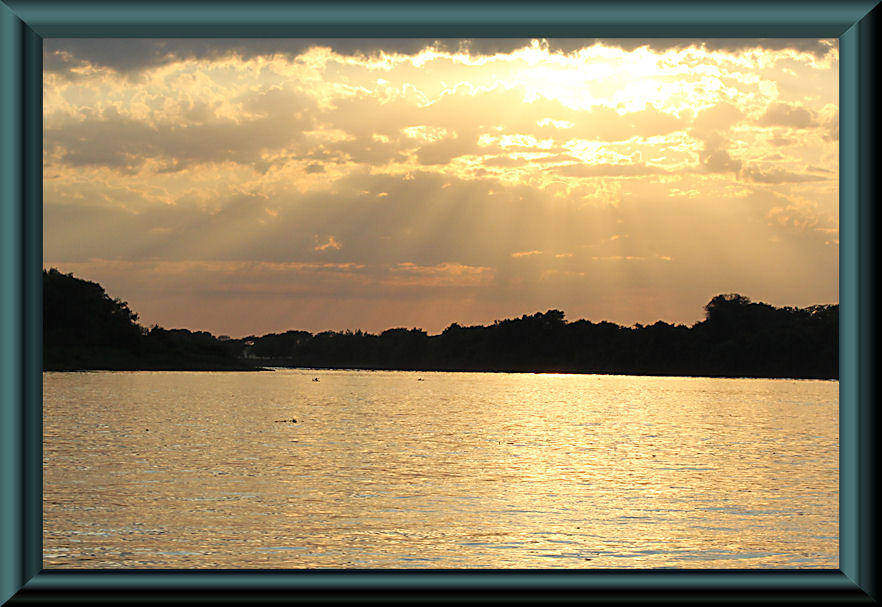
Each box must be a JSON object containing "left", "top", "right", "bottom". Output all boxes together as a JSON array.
[
  {"left": 238, "top": 295, "right": 837, "bottom": 379},
  {"left": 44, "top": 268, "right": 837, "bottom": 378},
  {"left": 43, "top": 268, "right": 258, "bottom": 371}
]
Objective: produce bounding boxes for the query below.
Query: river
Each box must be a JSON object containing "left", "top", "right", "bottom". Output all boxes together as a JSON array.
[{"left": 43, "top": 369, "right": 838, "bottom": 568}]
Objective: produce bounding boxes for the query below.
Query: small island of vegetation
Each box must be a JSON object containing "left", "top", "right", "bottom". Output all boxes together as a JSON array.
[{"left": 44, "top": 268, "right": 838, "bottom": 379}]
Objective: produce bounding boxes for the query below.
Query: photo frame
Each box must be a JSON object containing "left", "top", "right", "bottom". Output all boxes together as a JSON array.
[{"left": 1, "top": 0, "right": 878, "bottom": 602}]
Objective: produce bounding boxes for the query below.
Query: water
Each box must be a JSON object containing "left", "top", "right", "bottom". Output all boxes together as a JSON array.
[{"left": 43, "top": 369, "right": 839, "bottom": 569}]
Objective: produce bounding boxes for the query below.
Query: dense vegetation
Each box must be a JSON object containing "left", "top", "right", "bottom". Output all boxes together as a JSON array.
[
  {"left": 44, "top": 268, "right": 837, "bottom": 378},
  {"left": 43, "top": 268, "right": 258, "bottom": 371},
  {"left": 238, "top": 293, "right": 838, "bottom": 379}
]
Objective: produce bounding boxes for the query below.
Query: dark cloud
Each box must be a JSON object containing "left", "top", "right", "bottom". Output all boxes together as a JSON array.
[
  {"left": 45, "top": 38, "right": 836, "bottom": 76},
  {"left": 43, "top": 39, "right": 477, "bottom": 75},
  {"left": 563, "top": 38, "right": 834, "bottom": 57}
]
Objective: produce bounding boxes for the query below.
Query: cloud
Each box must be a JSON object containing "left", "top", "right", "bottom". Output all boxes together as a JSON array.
[
  {"left": 695, "top": 133, "right": 742, "bottom": 174},
  {"left": 314, "top": 236, "right": 342, "bottom": 252},
  {"left": 328, "top": 88, "right": 687, "bottom": 152},
  {"left": 768, "top": 134, "right": 794, "bottom": 147},
  {"left": 553, "top": 163, "right": 669, "bottom": 178},
  {"left": 744, "top": 167, "right": 828, "bottom": 184},
  {"left": 415, "top": 137, "right": 473, "bottom": 166},
  {"left": 44, "top": 38, "right": 837, "bottom": 76},
  {"left": 483, "top": 155, "right": 530, "bottom": 168},
  {"left": 389, "top": 262, "right": 494, "bottom": 287},
  {"left": 692, "top": 102, "right": 744, "bottom": 134},
  {"left": 590, "top": 255, "right": 647, "bottom": 261},
  {"left": 48, "top": 40, "right": 829, "bottom": 186},
  {"left": 43, "top": 39, "right": 428, "bottom": 75},
  {"left": 819, "top": 105, "right": 839, "bottom": 141},
  {"left": 758, "top": 102, "right": 818, "bottom": 128},
  {"left": 807, "top": 165, "right": 834, "bottom": 174},
  {"left": 43, "top": 38, "right": 839, "bottom": 335},
  {"left": 45, "top": 89, "right": 317, "bottom": 173},
  {"left": 556, "top": 105, "right": 688, "bottom": 142},
  {"left": 704, "top": 149, "right": 742, "bottom": 174},
  {"left": 766, "top": 199, "right": 820, "bottom": 231}
]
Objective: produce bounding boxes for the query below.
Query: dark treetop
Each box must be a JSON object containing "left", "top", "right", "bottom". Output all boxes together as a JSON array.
[
  {"left": 43, "top": 268, "right": 259, "bottom": 371},
  {"left": 44, "top": 269, "right": 837, "bottom": 379}
]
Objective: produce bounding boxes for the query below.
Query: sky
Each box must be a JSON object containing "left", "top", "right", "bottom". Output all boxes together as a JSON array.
[{"left": 43, "top": 38, "right": 839, "bottom": 337}]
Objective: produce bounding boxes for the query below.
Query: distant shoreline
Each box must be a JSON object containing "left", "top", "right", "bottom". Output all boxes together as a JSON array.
[
  {"left": 43, "top": 365, "right": 269, "bottom": 372},
  {"left": 43, "top": 269, "right": 839, "bottom": 381},
  {"left": 44, "top": 364, "right": 836, "bottom": 381},
  {"left": 270, "top": 365, "right": 838, "bottom": 381}
]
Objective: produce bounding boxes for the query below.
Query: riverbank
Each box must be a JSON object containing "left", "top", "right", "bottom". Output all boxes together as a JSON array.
[
  {"left": 44, "top": 269, "right": 838, "bottom": 380},
  {"left": 45, "top": 364, "right": 269, "bottom": 372},
  {"left": 242, "top": 361, "right": 837, "bottom": 381},
  {"left": 43, "top": 345, "right": 266, "bottom": 372}
]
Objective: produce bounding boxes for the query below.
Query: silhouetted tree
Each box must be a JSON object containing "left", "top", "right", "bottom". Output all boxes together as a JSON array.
[
  {"left": 43, "top": 268, "right": 258, "bottom": 371},
  {"left": 45, "top": 269, "right": 838, "bottom": 379},
  {"left": 249, "top": 295, "right": 836, "bottom": 379}
]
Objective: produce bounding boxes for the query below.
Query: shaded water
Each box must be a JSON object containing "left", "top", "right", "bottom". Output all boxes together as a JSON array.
[{"left": 43, "top": 369, "right": 838, "bottom": 568}]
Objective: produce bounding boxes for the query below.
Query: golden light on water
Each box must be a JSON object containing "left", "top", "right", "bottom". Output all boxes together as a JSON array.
[{"left": 44, "top": 370, "right": 838, "bottom": 568}]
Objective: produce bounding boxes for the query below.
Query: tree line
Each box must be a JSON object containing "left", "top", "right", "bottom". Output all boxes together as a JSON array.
[
  {"left": 238, "top": 293, "right": 837, "bottom": 379},
  {"left": 43, "top": 268, "right": 255, "bottom": 370},
  {"left": 44, "top": 268, "right": 837, "bottom": 378}
]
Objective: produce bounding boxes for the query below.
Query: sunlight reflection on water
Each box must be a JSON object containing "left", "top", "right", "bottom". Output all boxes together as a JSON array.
[{"left": 43, "top": 369, "right": 838, "bottom": 568}]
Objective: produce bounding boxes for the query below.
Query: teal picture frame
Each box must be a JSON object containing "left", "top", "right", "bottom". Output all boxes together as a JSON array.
[{"left": 1, "top": 0, "right": 878, "bottom": 603}]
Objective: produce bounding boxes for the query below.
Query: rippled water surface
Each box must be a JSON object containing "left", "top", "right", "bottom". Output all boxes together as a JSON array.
[{"left": 43, "top": 369, "right": 838, "bottom": 568}]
